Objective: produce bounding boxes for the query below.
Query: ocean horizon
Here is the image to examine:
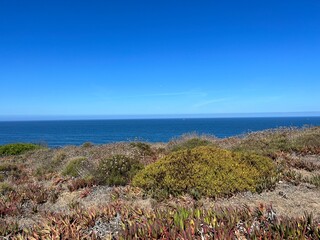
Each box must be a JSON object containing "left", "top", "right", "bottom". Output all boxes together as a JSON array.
[
  {"left": 1, "top": 116, "right": 320, "bottom": 147},
  {"left": 1, "top": 111, "right": 320, "bottom": 121}
]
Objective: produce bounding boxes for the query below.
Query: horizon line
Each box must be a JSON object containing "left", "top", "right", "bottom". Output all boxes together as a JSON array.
[{"left": 1, "top": 112, "right": 320, "bottom": 121}]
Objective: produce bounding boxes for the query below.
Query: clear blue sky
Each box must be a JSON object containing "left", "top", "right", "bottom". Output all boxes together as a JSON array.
[{"left": 0, "top": 0, "right": 319, "bottom": 119}]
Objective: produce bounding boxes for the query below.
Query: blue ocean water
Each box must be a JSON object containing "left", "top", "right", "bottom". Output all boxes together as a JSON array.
[{"left": 0, "top": 117, "right": 320, "bottom": 147}]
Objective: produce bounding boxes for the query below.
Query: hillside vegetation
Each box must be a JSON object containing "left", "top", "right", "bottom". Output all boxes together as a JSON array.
[
  {"left": 0, "top": 143, "right": 41, "bottom": 156},
  {"left": 133, "top": 146, "right": 275, "bottom": 199},
  {"left": 0, "top": 127, "right": 319, "bottom": 239}
]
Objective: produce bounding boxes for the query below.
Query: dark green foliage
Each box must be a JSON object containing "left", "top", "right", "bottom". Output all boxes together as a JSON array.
[
  {"left": 133, "top": 146, "right": 276, "bottom": 199},
  {"left": 82, "top": 142, "right": 94, "bottom": 148},
  {"left": 0, "top": 143, "right": 41, "bottom": 156},
  {"left": 95, "top": 155, "right": 143, "bottom": 186},
  {"left": 0, "top": 182, "right": 14, "bottom": 195},
  {"left": 130, "top": 142, "right": 153, "bottom": 156},
  {"left": 169, "top": 137, "right": 212, "bottom": 152}
]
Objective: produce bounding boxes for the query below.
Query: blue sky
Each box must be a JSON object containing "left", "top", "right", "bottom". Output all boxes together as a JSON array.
[{"left": 0, "top": 0, "right": 319, "bottom": 119}]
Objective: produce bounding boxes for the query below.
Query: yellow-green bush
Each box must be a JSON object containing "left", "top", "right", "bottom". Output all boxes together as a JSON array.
[{"left": 133, "top": 146, "right": 276, "bottom": 199}]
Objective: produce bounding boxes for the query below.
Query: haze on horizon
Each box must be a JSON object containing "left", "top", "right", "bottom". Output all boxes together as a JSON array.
[{"left": 1, "top": 0, "right": 319, "bottom": 120}]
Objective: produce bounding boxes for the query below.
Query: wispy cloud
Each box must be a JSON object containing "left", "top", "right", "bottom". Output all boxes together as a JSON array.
[
  {"left": 261, "top": 96, "right": 282, "bottom": 102},
  {"left": 133, "top": 91, "right": 207, "bottom": 98},
  {"left": 193, "top": 98, "right": 230, "bottom": 108},
  {"left": 92, "top": 88, "right": 207, "bottom": 101}
]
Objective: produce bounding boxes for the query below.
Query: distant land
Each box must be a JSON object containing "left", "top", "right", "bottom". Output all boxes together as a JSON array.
[{"left": 1, "top": 112, "right": 320, "bottom": 121}]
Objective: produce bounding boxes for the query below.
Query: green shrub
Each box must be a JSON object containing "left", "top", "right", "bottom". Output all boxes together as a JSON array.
[
  {"left": 0, "top": 143, "right": 41, "bottom": 156},
  {"left": 133, "top": 146, "right": 275, "bottom": 199},
  {"left": 168, "top": 135, "right": 213, "bottom": 152},
  {"left": 82, "top": 142, "right": 94, "bottom": 148},
  {"left": 130, "top": 142, "right": 153, "bottom": 156},
  {"left": 62, "top": 157, "right": 93, "bottom": 178},
  {"left": 0, "top": 182, "right": 14, "bottom": 195},
  {"left": 95, "top": 155, "right": 143, "bottom": 186}
]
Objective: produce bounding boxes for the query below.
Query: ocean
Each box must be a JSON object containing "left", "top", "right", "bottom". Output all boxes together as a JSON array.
[{"left": 0, "top": 117, "right": 320, "bottom": 147}]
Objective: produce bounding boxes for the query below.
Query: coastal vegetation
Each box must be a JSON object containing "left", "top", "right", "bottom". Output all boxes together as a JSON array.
[
  {"left": 0, "top": 143, "right": 41, "bottom": 156},
  {"left": 95, "top": 155, "right": 143, "bottom": 186},
  {"left": 0, "top": 126, "right": 320, "bottom": 238},
  {"left": 133, "top": 146, "right": 275, "bottom": 199}
]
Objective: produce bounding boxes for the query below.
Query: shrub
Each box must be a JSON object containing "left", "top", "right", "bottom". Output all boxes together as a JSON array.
[
  {"left": 0, "top": 143, "right": 41, "bottom": 156},
  {"left": 0, "top": 220, "right": 19, "bottom": 237},
  {"left": 292, "top": 131, "right": 320, "bottom": 154},
  {"left": 0, "top": 163, "right": 18, "bottom": 172},
  {"left": 0, "top": 200, "right": 20, "bottom": 217},
  {"left": 34, "top": 152, "right": 67, "bottom": 178},
  {"left": 22, "top": 183, "right": 49, "bottom": 204},
  {"left": 67, "top": 177, "right": 95, "bottom": 192},
  {"left": 82, "top": 142, "right": 94, "bottom": 148},
  {"left": 0, "top": 163, "right": 22, "bottom": 181},
  {"left": 0, "top": 182, "right": 14, "bottom": 195},
  {"left": 233, "top": 127, "right": 320, "bottom": 157},
  {"left": 233, "top": 132, "right": 293, "bottom": 158},
  {"left": 308, "top": 174, "right": 320, "bottom": 187},
  {"left": 133, "top": 146, "right": 276, "bottom": 199},
  {"left": 62, "top": 157, "right": 93, "bottom": 178},
  {"left": 130, "top": 142, "right": 153, "bottom": 156},
  {"left": 167, "top": 134, "right": 214, "bottom": 152},
  {"left": 95, "top": 155, "right": 143, "bottom": 186}
]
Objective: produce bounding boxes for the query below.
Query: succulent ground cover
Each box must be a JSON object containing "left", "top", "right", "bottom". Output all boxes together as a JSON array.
[{"left": 0, "top": 126, "right": 319, "bottom": 239}]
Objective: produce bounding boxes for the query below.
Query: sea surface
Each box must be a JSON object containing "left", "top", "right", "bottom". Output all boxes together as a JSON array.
[{"left": 0, "top": 117, "right": 320, "bottom": 147}]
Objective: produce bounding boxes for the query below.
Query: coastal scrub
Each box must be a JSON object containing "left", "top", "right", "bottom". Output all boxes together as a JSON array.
[
  {"left": 0, "top": 143, "right": 41, "bottom": 156},
  {"left": 133, "top": 146, "right": 276, "bottom": 199}
]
